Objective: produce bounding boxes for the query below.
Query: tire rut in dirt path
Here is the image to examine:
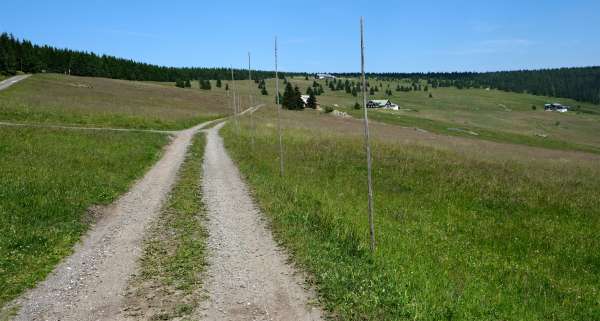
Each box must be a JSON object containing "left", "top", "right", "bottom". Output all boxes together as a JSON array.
[
  {"left": 197, "top": 122, "right": 323, "bottom": 321},
  {"left": 9, "top": 121, "right": 214, "bottom": 321}
]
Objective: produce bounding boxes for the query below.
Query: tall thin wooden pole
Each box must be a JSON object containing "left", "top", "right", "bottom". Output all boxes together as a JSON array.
[
  {"left": 230, "top": 67, "right": 239, "bottom": 133},
  {"left": 275, "top": 37, "right": 284, "bottom": 176},
  {"left": 248, "top": 51, "right": 255, "bottom": 149},
  {"left": 361, "top": 17, "right": 376, "bottom": 251},
  {"left": 226, "top": 69, "right": 231, "bottom": 109}
]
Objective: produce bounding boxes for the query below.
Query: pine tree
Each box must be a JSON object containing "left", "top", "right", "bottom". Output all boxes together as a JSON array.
[
  {"left": 369, "top": 87, "right": 375, "bottom": 95},
  {"left": 261, "top": 87, "right": 268, "bottom": 95},
  {"left": 294, "top": 85, "right": 304, "bottom": 109},
  {"left": 282, "top": 82, "right": 295, "bottom": 109},
  {"left": 185, "top": 80, "right": 191, "bottom": 88},
  {"left": 216, "top": 79, "right": 222, "bottom": 88},
  {"left": 225, "top": 83, "right": 229, "bottom": 91},
  {"left": 307, "top": 91, "right": 317, "bottom": 109}
]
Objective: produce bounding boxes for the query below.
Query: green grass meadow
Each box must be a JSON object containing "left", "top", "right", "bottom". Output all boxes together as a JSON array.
[
  {"left": 258, "top": 77, "right": 600, "bottom": 153},
  {"left": 0, "top": 74, "right": 227, "bottom": 130},
  {"left": 222, "top": 113, "right": 600, "bottom": 320},
  {"left": 344, "top": 109, "right": 600, "bottom": 154},
  {"left": 0, "top": 127, "right": 168, "bottom": 306}
]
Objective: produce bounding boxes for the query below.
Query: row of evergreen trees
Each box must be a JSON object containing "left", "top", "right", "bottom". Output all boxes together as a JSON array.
[
  {"left": 0, "top": 33, "right": 297, "bottom": 82},
  {"left": 175, "top": 79, "right": 191, "bottom": 88},
  {"left": 334, "top": 68, "right": 600, "bottom": 104},
  {"left": 199, "top": 79, "right": 212, "bottom": 90}
]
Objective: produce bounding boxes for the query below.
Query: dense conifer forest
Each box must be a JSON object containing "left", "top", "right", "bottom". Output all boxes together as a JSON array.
[
  {"left": 0, "top": 33, "right": 290, "bottom": 82},
  {"left": 1, "top": 33, "right": 598, "bottom": 104},
  {"left": 336, "top": 68, "right": 600, "bottom": 104}
]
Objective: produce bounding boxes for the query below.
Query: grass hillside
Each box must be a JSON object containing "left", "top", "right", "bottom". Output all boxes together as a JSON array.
[
  {"left": 257, "top": 77, "right": 600, "bottom": 153},
  {"left": 223, "top": 105, "right": 600, "bottom": 320},
  {"left": 0, "top": 74, "right": 229, "bottom": 130}
]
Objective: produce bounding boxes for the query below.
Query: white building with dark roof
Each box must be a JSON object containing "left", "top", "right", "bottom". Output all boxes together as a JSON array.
[{"left": 367, "top": 99, "right": 399, "bottom": 110}]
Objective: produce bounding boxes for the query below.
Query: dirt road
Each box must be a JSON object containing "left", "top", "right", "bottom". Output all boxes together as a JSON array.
[
  {"left": 10, "top": 120, "right": 215, "bottom": 321},
  {"left": 197, "top": 122, "right": 323, "bottom": 321},
  {"left": 0, "top": 75, "right": 30, "bottom": 91}
]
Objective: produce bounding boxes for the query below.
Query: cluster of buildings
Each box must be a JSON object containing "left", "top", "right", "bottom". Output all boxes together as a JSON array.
[{"left": 316, "top": 73, "right": 336, "bottom": 80}]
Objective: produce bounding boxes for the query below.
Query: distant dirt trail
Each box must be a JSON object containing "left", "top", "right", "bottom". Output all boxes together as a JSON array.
[
  {"left": 0, "top": 74, "right": 30, "bottom": 91},
  {"left": 0, "top": 121, "right": 176, "bottom": 134},
  {"left": 10, "top": 120, "right": 216, "bottom": 321},
  {"left": 197, "top": 122, "right": 323, "bottom": 321}
]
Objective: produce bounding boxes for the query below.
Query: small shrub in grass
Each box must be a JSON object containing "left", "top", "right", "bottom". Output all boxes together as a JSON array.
[
  {"left": 532, "top": 105, "right": 537, "bottom": 110},
  {"left": 354, "top": 102, "right": 361, "bottom": 109},
  {"left": 324, "top": 105, "right": 334, "bottom": 113}
]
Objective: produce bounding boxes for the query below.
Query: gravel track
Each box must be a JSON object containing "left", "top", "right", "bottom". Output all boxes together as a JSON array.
[
  {"left": 197, "top": 122, "right": 323, "bottom": 321},
  {"left": 9, "top": 120, "right": 214, "bottom": 321},
  {"left": 0, "top": 75, "right": 30, "bottom": 91}
]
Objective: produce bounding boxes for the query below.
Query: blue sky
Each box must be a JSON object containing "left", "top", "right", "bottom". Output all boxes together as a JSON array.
[{"left": 2, "top": 0, "right": 599, "bottom": 73}]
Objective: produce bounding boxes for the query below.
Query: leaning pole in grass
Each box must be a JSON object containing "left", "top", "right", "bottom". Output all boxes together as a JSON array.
[
  {"left": 248, "top": 51, "right": 255, "bottom": 149},
  {"left": 360, "top": 17, "right": 376, "bottom": 251},
  {"left": 275, "top": 36, "right": 284, "bottom": 176}
]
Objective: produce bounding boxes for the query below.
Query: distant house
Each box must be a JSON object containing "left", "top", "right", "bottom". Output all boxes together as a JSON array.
[
  {"left": 300, "top": 95, "right": 310, "bottom": 107},
  {"left": 544, "top": 103, "right": 570, "bottom": 113},
  {"left": 316, "top": 73, "right": 336, "bottom": 80},
  {"left": 300, "top": 95, "right": 319, "bottom": 108},
  {"left": 367, "top": 99, "right": 399, "bottom": 110}
]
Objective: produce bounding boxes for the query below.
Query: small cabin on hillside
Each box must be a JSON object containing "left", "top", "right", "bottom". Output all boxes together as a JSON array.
[
  {"left": 544, "top": 103, "right": 570, "bottom": 113},
  {"left": 300, "top": 95, "right": 310, "bottom": 107},
  {"left": 367, "top": 99, "right": 399, "bottom": 110},
  {"left": 300, "top": 95, "right": 319, "bottom": 108}
]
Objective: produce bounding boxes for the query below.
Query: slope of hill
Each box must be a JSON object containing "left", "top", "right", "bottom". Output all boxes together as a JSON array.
[
  {"left": 336, "top": 67, "right": 600, "bottom": 105},
  {"left": 259, "top": 77, "right": 600, "bottom": 153},
  {"left": 0, "top": 73, "right": 227, "bottom": 129}
]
